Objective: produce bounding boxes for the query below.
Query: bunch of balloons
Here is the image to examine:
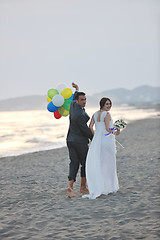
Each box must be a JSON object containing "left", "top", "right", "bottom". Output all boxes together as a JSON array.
[{"left": 47, "top": 83, "right": 73, "bottom": 119}]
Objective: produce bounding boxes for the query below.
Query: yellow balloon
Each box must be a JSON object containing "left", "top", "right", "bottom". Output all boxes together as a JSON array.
[
  {"left": 61, "top": 88, "right": 72, "bottom": 99},
  {"left": 59, "top": 106, "right": 69, "bottom": 117},
  {"left": 47, "top": 96, "right": 52, "bottom": 102}
]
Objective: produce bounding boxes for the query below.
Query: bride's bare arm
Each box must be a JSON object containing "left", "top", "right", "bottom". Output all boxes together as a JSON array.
[
  {"left": 104, "top": 113, "right": 120, "bottom": 135},
  {"left": 89, "top": 115, "right": 95, "bottom": 135},
  {"left": 104, "top": 112, "right": 112, "bottom": 133}
]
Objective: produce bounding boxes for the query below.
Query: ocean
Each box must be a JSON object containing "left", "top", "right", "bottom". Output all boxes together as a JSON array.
[{"left": 0, "top": 106, "right": 159, "bottom": 158}]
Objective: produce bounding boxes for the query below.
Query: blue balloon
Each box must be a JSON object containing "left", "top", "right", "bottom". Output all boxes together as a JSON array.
[
  {"left": 47, "top": 101, "right": 59, "bottom": 112},
  {"left": 67, "top": 93, "right": 74, "bottom": 101}
]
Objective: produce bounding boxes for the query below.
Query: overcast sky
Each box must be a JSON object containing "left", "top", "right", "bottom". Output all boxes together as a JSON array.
[{"left": 0, "top": 0, "right": 160, "bottom": 100}]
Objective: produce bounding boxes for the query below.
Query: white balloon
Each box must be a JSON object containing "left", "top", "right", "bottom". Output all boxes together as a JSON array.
[
  {"left": 52, "top": 94, "right": 64, "bottom": 107},
  {"left": 56, "top": 83, "right": 67, "bottom": 93}
]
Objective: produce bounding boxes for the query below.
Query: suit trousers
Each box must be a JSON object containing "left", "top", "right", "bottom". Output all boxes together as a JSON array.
[{"left": 67, "top": 141, "right": 89, "bottom": 182}]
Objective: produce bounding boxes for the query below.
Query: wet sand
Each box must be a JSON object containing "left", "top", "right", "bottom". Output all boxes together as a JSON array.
[{"left": 0, "top": 118, "right": 160, "bottom": 239}]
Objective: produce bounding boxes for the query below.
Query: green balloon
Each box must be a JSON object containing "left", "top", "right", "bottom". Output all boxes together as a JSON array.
[
  {"left": 62, "top": 100, "right": 72, "bottom": 111},
  {"left": 59, "top": 106, "right": 69, "bottom": 117},
  {"left": 48, "top": 89, "right": 59, "bottom": 99}
]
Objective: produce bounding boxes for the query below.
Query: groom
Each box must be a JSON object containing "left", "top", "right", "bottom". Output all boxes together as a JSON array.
[{"left": 66, "top": 83, "right": 93, "bottom": 198}]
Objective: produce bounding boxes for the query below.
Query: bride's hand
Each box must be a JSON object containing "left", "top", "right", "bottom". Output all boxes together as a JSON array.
[
  {"left": 72, "top": 82, "right": 79, "bottom": 91},
  {"left": 114, "top": 129, "right": 120, "bottom": 135}
]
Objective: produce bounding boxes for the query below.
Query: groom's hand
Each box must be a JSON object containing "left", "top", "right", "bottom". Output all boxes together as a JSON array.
[{"left": 72, "top": 82, "right": 79, "bottom": 91}]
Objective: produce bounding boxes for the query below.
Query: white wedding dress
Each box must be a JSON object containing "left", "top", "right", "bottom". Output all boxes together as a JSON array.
[{"left": 83, "top": 111, "right": 119, "bottom": 200}]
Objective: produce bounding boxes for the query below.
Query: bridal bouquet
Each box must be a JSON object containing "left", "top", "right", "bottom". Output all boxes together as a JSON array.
[
  {"left": 105, "top": 119, "right": 127, "bottom": 136},
  {"left": 114, "top": 119, "right": 127, "bottom": 130}
]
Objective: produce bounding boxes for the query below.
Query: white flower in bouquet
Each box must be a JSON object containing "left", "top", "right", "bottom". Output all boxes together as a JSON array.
[{"left": 113, "top": 119, "right": 127, "bottom": 130}]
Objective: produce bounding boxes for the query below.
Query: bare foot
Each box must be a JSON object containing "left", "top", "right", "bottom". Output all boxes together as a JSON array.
[
  {"left": 67, "top": 187, "right": 76, "bottom": 198},
  {"left": 80, "top": 187, "right": 89, "bottom": 194}
]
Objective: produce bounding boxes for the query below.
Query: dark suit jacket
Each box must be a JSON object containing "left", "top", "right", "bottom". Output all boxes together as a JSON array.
[{"left": 66, "top": 100, "right": 93, "bottom": 144}]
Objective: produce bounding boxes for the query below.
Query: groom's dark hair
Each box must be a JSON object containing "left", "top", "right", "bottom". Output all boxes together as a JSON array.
[
  {"left": 74, "top": 92, "right": 86, "bottom": 100},
  {"left": 100, "top": 97, "right": 112, "bottom": 109}
]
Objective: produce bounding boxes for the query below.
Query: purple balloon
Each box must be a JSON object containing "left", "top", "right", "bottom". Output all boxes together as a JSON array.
[{"left": 47, "top": 101, "right": 59, "bottom": 112}]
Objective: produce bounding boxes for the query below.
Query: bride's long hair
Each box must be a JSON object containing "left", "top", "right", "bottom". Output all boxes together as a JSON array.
[{"left": 99, "top": 97, "right": 112, "bottom": 109}]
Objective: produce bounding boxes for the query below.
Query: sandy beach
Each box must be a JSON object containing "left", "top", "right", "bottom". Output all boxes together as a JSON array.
[{"left": 0, "top": 117, "right": 160, "bottom": 240}]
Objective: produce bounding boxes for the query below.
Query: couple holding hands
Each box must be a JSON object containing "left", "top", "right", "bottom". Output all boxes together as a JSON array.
[{"left": 66, "top": 83, "right": 120, "bottom": 200}]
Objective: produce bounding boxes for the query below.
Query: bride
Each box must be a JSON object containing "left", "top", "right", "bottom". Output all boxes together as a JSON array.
[{"left": 83, "top": 97, "right": 120, "bottom": 200}]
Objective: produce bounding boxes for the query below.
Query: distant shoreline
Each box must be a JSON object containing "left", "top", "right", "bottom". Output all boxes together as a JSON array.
[
  {"left": 0, "top": 85, "right": 159, "bottom": 111},
  {"left": 0, "top": 102, "right": 159, "bottom": 112}
]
